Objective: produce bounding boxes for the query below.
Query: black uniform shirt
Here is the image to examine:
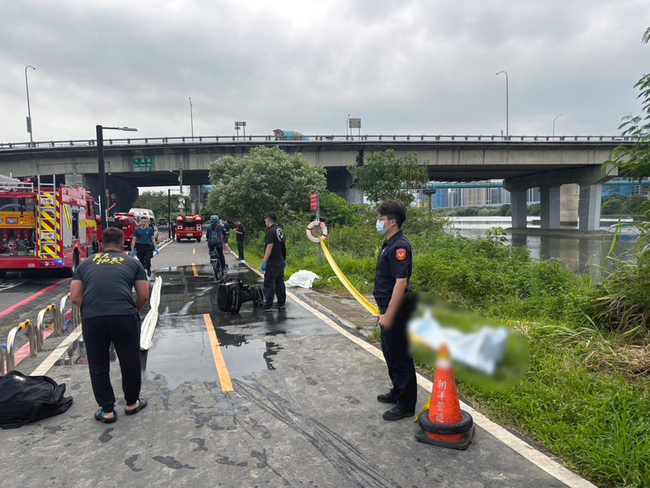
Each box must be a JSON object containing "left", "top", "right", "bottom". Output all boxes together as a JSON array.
[
  {"left": 265, "top": 224, "right": 286, "bottom": 263},
  {"left": 72, "top": 251, "right": 147, "bottom": 320},
  {"left": 373, "top": 230, "right": 412, "bottom": 299},
  {"left": 222, "top": 222, "right": 230, "bottom": 239},
  {"left": 236, "top": 223, "right": 245, "bottom": 242}
]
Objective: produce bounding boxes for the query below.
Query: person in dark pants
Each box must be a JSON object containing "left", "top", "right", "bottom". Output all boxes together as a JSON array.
[
  {"left": 261, "top": 212, "right": 286, "bottom": 311},
  {"left": 131, "top": 216, "right": 158, "bottom": 277},
  {"left": 373, "top": 199, "right": 417, "bottom": 421},
  {"left": 233, "top": 218, "right": 245, "bottom": 261},
  {"left": 70, "top": 227, "right": 149, "bottom": 423},
  {"left": 206, "top": 215, "right": 226, "bottom": 270},
  {"left": 221, "top": 218, "right": 231, "bottom": 254}
]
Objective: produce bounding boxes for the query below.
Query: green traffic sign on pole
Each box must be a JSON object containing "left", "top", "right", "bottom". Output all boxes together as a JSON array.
[{"left": 133, "top": 157, "right": 154, "bottom": 169}]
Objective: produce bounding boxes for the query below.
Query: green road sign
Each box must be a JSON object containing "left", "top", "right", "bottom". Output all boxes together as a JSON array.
[{"left": 133, "top": 157, "right": 154, "bottom": 169}]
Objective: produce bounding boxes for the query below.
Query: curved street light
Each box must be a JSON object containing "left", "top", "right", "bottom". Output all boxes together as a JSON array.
[
  {"left": 25, "top": 65, "right": 36, "bottom": 145},
  {"left": 552, "top": 114, "right": 562, "bottom": 139},
  {"left": 496, "top": 71, "right": 509, "bottom": 138},
  {"left": 189, "top": 97, "right": 194, "bottom": 140}
]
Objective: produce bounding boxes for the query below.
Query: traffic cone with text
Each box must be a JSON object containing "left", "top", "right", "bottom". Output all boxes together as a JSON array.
[{"left": 415, "top": 343, "right": 475, "bottom": 449}]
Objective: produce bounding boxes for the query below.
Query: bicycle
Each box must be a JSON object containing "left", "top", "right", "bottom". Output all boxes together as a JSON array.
[{"left": 209, "top": 249, "right": 226, "bottom": 281}]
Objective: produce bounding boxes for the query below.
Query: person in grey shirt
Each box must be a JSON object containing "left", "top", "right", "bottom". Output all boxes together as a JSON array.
[{"left": 70, "top": 227, "right": 150, "bottom": 423}]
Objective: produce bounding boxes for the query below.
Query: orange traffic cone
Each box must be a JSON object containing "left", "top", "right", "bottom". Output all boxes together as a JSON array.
[{"left": 415, "top": 344, "right": 475, "bottom": 449}]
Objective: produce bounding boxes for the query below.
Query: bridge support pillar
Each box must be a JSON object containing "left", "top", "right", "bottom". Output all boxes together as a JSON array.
[
  {"left": 539, "top": 186, "right": 561, "bottom": 229},
  {"left": 189, "top": 185, "right": 204, "bottom": 215},
  {"left": 505, "top": 165, "right": 617, "bottom": 231},
  {"left": 510, "top": 189, "right": 528, "bottom": 229},
  {"left": 578, "top": 183, "right": 603, "bottom": 231}
]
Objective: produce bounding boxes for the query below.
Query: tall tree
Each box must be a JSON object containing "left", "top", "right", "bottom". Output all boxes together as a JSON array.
[
  {"left": 204, "top": 146, "right": 327, "bottom": 230},
  {"left": 348, "top": 149, "right": 428, "bottom": 205},
  {"left": 608, "top": 28, "right": 650, "bottom": 179}
]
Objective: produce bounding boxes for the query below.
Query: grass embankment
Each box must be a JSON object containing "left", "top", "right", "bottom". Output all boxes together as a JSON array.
[{"left": 239, "top": 208, "right": 650, "bottom": 488}]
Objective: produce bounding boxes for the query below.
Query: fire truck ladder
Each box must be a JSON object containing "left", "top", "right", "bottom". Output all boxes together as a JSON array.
[{"left": 37, "top": 184, "right": 58, "bottom": 259}]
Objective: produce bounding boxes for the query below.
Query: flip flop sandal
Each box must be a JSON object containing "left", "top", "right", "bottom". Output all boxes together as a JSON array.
[
  {"left": 94, "top": 409, "right": 117, "bottom": 424},
  {"left": 125, "top": 397, "right": 148, "bottom": 415}
]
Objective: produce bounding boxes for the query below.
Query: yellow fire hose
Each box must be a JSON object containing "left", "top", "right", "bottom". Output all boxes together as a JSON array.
[{"left": 318, "top": 236, "right": 379, "bottom": 317}]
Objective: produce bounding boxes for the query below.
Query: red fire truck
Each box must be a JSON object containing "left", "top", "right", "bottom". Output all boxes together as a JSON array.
[
  {"left": 0, "top": 176, "right": 101, "bottom": 277},
  {"left": 109, "top": 212, "right": 137, "bottom": 250},
  {"left": 175, "top": 215, "right": 204, "bottom": 242}
]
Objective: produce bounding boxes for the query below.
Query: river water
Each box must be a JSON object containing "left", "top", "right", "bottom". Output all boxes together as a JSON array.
[{"left": 448, "top": 216, "right": 639, "bottom": 279}]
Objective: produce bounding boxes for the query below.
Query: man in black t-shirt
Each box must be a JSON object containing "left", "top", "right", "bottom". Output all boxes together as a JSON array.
[
  {"left": 261, "top": 212, "right": 286, "bottom": 311},
  {"left": 233, "top": 218, "right": 245, "bottom": 261},
  {"left": 70, "top": 227, "right": 150, "bottom": 424}
]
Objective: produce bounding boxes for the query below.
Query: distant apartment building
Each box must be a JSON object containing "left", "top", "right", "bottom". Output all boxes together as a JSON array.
[{"left": 427, "top": 181, "right": 534, "bottom": 208}]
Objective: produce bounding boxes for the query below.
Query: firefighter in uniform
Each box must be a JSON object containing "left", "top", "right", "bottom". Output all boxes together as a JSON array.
[{"left": 373, "top": 199, "right": 417, "bottom": 421}]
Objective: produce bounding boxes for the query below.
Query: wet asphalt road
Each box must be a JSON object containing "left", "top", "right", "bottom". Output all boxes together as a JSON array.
[{"left": 1, "top": 241, "right": 577, "bottom": 487}]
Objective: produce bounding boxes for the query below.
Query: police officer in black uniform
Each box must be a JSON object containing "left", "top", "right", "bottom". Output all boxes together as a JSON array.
[
  {"left": 373, "top": 199, "right": 417, "bottom": 421},
  {"left": 261, "top": 212, "right": 286, "bottom": 311}
]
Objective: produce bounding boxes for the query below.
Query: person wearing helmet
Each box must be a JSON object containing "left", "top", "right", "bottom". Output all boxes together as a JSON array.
[{"left": 206, "top": 215, "right": 226, "bottom": 271}]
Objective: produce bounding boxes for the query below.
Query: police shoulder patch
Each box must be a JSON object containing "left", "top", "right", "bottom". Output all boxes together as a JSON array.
[{"left": 396, "top": 248, "right": 407, "bottom": 261}]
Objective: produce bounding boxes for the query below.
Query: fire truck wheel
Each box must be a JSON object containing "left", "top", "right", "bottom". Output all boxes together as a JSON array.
[
  {"left": 176, "top": 237, "right": 181, "bottom": 243},
  {"left": 197, "top": 238, "right": 202, "bottom": 243}
]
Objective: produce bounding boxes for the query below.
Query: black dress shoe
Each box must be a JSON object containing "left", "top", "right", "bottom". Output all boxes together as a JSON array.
[
  {"left": 382, "top": 406, "right": 415, "bottom": 421},
  {"left": 376, "top": 392, "right": 397, "bottom": 404}
]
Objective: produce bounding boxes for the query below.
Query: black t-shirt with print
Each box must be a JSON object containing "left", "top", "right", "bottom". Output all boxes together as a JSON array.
[
  {"left": 264, "top": 224, "right": 286, "bottom": 263},
  {"left": 72, "top": 251, "right": 147, "bottom": 319}
]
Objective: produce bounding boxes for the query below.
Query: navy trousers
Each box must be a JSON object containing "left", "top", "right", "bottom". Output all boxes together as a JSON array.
[
  {"left": 264, "top": 261, "right": 286, "bottom": 307},
  {"left": 378, "top": 302, "right": 417, "bottom": 411}
]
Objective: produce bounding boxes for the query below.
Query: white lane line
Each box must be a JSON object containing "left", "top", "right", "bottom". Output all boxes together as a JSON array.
[
  {"left": 0, "top": 280, "right": 28, "bottom": 291},
  {"left": 159, "top": 239, "right": 174, "bottom": 251},
  {"left": 30, "top": 326, "right": 83, "bottom": 376},
  {"left": 285, "top": 287, "right": 596, "bottom": 488}
]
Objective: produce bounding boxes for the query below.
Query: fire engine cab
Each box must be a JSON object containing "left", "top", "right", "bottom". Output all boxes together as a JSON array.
[
  {"left": 108, "top": 212, "right": 137, "bottom": 250},
  {"left": 0, "top": 175, "right": 100, "bottom": 277},
  {"left": 175, "top": 214, "right": 204, "bottom": 242}
]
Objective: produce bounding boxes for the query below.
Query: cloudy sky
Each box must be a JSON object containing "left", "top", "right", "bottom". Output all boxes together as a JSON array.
[{"left": 1, "top": 0, "right": 649, "bottom": 144}]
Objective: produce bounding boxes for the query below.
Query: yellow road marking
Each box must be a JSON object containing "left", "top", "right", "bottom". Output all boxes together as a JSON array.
[
  {"left": 193, "top": 248, "right": 196, "bottom": 254},
  {"left": 203, "top": 314, "right": 233, "bottom": 392},
  {"left": 192, "top": 263, "right": 198, "bottom": 277}
]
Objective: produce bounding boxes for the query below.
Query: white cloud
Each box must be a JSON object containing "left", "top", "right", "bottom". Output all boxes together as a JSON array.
[{"left": 0, "top": 0, "right": 648, "bottom": 143}]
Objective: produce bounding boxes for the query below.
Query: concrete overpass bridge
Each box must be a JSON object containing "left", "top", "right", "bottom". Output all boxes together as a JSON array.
[{"left": 0, "top": 134, "right": 632, "bottom": 230}]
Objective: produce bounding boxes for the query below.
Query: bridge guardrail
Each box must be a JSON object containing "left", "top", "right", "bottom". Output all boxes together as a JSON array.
[{"left": 0, "top": 134, "right": 638, "bottom": 150}]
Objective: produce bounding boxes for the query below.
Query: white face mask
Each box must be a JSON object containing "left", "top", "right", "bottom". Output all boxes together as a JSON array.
[{"left": 376, "top": 219, "right": 388, "bottom": 235}]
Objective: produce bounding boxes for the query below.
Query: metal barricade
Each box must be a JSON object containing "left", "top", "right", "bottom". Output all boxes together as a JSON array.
[
  {"left": 0, "top": 341, "right": 5, "bottom": 376},
  {"left": 57, "top": 294, "right": 71, "bottom": 335},
  {"left": 35, "top": 304, "right": 57, "bottom": 352},
  {"left": 57, "top": 294, "right": 81, "bottom": 335},
  {"left": 5, "top": 320, "right": 34, "bottom": 372}
]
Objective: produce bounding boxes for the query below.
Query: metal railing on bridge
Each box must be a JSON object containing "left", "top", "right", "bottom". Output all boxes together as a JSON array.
[{"left": 0, "top": 134, "right": 637, "bottom": 151}]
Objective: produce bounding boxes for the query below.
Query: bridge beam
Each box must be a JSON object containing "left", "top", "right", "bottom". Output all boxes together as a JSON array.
[{"left": 504, "top": 165, "right": 617, "bottom": 230}]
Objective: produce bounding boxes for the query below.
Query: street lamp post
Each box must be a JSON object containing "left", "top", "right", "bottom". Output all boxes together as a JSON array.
[
  {"left": 189, "top": 97, "right": 194, "bottom": 140},
  {"left": 346, "top": 114, "right": 350, "bottom": 138},
  {"left": 96, "top": 125, "right": 138, "bottom": 229},
  {"left": 552, "top": 114, "right": 562, "bottom": 139},
  {"left": 496, "top": 71, "right": 509, "bottom": 138},
  {"left": 25, "top": 65, "right": 36, "bottom": 146}
]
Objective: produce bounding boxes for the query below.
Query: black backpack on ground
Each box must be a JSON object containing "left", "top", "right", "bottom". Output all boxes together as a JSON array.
[{"left": 0, "top": 370, "right": 73, "bottom": 429}]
